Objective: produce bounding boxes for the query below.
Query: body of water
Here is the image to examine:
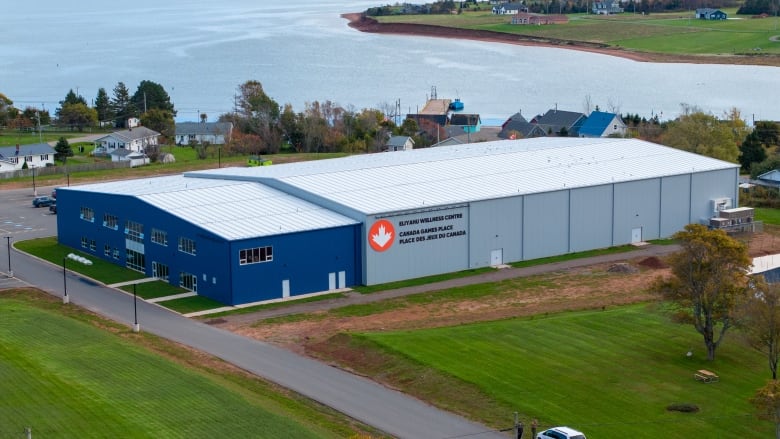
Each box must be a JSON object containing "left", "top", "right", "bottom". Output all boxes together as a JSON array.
[{"left": 3, "top": 0, "right": 779, "bottom": 123}]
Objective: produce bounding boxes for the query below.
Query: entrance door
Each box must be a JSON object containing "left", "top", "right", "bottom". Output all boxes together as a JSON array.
[
  {"left": 631, "top": 227, "right": 642, "bottom": 244},
  {"left": 490, "top": 249, "right": 503, "bottom": 266},
  {"left": 328, "top": 272, "right": 336, "bottom": 290},
  {"left": 282, "top": 279, "right": 290, "bottom": 298},
  {"left": 338, "top": 271, "right": 346, "bottom": 289}
]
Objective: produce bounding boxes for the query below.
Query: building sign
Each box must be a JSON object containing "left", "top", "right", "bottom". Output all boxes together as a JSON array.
[
  {"left": 368, "top": 219, "right": 395, "bottom": 252},
  {"left": 396, "top": 210, "right": 467, "bottom": 246}
]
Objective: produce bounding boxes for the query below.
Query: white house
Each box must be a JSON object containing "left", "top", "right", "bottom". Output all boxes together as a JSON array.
[
  {"left": 175, "top": 122, "right": 233, "bottom": 146},
  {"left": 109, "top": 148, "right": 150, "bottom": 167},
  {"left": 492, "top": 2, "right": 528, "bottom": 14},
  {"left": 94, "top": 126, "right": 160, "bottom": 155},
  {"left": 385, "top": 136, "right": 415, "bottom": 151},
  {"left": 0, "top": 143, "right": 56, "bottom": 172},
  {"left": 578, "top": 111, "right": 628, "bottom": 138}
]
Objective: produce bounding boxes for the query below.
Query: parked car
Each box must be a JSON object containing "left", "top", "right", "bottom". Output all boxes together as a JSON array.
[
  {"left": 51, "top": 189, "right": 57, "bottom": 199},
  {"left": 537, "top": 426, "right": 586, "bottom": 439},
  {"left": 49, "top": 203, "right": 57, "bottom": 214},
  {"left": 32, "top": 196, "right": 55, "bottom": 208}
]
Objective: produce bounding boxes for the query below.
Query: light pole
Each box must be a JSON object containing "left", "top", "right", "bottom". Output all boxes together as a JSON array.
[
  {"left": 132, "top": 283, "right": 140, "bottom": 333},
  {"left": 62, "top": 253, "right": 92, "bottom": 304},
  {"left": 4, "top": 236, "right": 11, "bottom": 277},
  {"left": 31, "top": 164, "right": 37, "bottom": 196}
]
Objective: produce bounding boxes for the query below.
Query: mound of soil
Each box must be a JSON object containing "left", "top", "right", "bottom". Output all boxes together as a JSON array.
[{"left": 638, "top": 256, "right": 668, "bottom": 269}]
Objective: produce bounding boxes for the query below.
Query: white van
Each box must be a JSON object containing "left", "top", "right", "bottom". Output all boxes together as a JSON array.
[{"left": 536, "top": 426, "right": 586, "bottom": 439}]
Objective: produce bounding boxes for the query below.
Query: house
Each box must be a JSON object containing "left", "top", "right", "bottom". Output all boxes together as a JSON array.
[
  {"left": 109, "top": 148, "right": 150, "bottom": 167},
  {"left": 696, "top": 8, "right": 727, "bottom": 19},
  {"left": 511, "top": 12, "right": 569, "bottom": 24},
  {"left": 175, "top": 121, "right": 233, "bottom": 146},
  {"left": 499, "top": 112, "right": 547, "bottom": 139},
  {"left": 592, "top": 0, "right": 623, "bottom": 14},
  {"left": 578, "top": 111, "right": 627, "bottom": 138},
  {"left": 0, "top": 143, "right": 56, "bottom": 172},
  {"left": 94, "top": 126, "right": 160, "bottom": 155},
  {"left": 449, "top": 114, "right": 482, "bottom": 134},
  {"left": 492, "top": 2, "right": 528, "bottom": 14},
  {"left": 531, "top": 109, "right": 588, "bottom": 136},
  {"left": 385, "top": 136, "right": 415, "bottom": 152}
]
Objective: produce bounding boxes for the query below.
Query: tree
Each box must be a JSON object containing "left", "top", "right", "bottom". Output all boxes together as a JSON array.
[
  {"left": 140, "top": 108, "right": 175, "bottom": 139},
  {"left": 740, "top": 131, "right": 768, "bottom": 172},
  {"left": 94, "top": 87, "right": 114, "bottom": 125},
  {"left": 111, "top": 81, "right": 138, "bottom": 127},
  {"left": 653, "top": 224, "right": 751, "bottom": 361},
  {"left": 54, "top": 137, "right": 73, "bottom": 163},
  {"left": 57, "top": 103, "right": 98, "bottom": 131},
  {"left": 0, "top": 92, "right": 14, "bottom": 127},
  {"left": 740, "top": 278, "right": 780, "bottom": 379},
  {"left": 750, "top": 380, "right": 780, "bottom": 439},
  {"left": 235, "top": 80, "right": 281, "bottom": 153},
  {"left": 660, "top": 106, "right": 747, "bottom": 163},
  {"left": 132, "top": 80, "right": 176, "bottom": 115}
]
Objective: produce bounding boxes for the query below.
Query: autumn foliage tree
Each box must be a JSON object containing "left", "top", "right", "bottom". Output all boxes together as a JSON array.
[
  {"left": 740, "top": 278, "right": 780, "bottom": 379},
  {"left": 653, "top": 224, "right": 751, "bottom": 361},
  {"left": 750, "top": 379, "right": 780, "bottom": 439}
]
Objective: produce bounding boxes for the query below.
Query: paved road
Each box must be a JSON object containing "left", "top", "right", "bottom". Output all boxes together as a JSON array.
[{"left": 0, "top": 186, "right": 506, "bottom": 439}]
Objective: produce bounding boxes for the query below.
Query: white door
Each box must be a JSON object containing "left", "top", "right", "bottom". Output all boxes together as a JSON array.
[
  {"left": 328, "top": 272, "right": 336, "bottom": 290},
  {"left": 631, "top": 227, "right": 642, "bottom": 244},
  {"left": 490, "top": 249, "right": 503, "bottom": 266},
  {"left": 338, "top": 271, "right": 346, "bottom": 289},
  {"left": 282, "top": 279, "right": 290, "bottom": 298}
]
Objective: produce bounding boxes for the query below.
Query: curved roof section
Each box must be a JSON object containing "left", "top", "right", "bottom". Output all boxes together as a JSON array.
[
  {"left": 65, "top": 175, "right": 358, "bottom": 240},
  {"left": 188, "top": 137, "right": 738, "bottom": 215}
]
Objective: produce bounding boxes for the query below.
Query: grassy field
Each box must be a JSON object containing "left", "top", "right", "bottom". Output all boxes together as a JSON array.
[
  {"left": 0, "top": 290, "right": 374, "bottom": 438},
  {"left": 754, "top": 207, "right": 780, "bottom": 225},
  {"left": 355, "top": 304, "right": 772, "bottom": 437},
  {"left": 376, "top": 9, "right": 780, "bottom": 56}
]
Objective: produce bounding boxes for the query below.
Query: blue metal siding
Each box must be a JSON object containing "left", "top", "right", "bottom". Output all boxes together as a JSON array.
[{"left": 230, "top": 225, "right": 360, "bottom": 304}]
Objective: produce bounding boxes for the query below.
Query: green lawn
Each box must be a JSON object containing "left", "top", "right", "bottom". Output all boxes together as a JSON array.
[
  {"left": 377, "top": 9, "right": 780, "bottom": 55},
  {"left": 357, "top": 304, "right": 772, "bottom": 437},
  {"left": 754, "top": 207, "right": 780, "bottom": 225},
  {"left": 0, "top": 293, "right": 365, "bottom": 438}
]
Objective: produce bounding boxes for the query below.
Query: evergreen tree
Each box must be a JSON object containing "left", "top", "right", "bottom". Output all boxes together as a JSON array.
[
  {"left": 740, "top": 131, "right": 768, "bottom": 171},
  {"left": 94, "top": 87, "right": 114, "bottom": 125},
  {"left": 54, "top": 136, "right": 73, "bottom": 163},
  {"left": 131, "top": 80, "right": 176, "bottom": 116},
  {"left": 111, "top": 82, "right": 138, "bottom": 128}
]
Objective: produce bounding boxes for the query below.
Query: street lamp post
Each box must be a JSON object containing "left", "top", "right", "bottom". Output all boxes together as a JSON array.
[
  {"left": 31, "top": 165, "right": 37, "bottom": 196},
  {"left": 62, "top": 253, "right": 92, "bottom": 304},
  {"left": 133, "top": 283, "right": 140, "bottom": 333},
  {"left": 4, "top": 236, "right": 11, "bottom": 277}
]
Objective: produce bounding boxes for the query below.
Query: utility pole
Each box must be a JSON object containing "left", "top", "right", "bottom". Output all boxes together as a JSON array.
[
  {"left": 35, "top": 111, "right": 42, "bottom": 144},
  {"left": 4, "top": 236, "right": 11, "bottom": 277},
  {"left": 144, "top": 92, "right": 147, "bottom": 113},
  {"left": 513, "top": 412, "right": 524, "bottom": 438}
]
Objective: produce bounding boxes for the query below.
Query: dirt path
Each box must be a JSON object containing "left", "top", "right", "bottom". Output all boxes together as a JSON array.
[{"left": 342, "top": 13, "right": 780, "bottom": 67}]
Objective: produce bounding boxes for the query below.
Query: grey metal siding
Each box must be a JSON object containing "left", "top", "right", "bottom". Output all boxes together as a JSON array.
[
  {"left": 365, "top": 206, "right": 469, "bottom": 285},
  {"left": 523, "top": 190, "right": 569, "bottom": 259},
  {"left": 660, "top": 174, "right": 692, "bottom": 237},
  {"left": 469, "top": 197, "right": 523, "bottom": 268},
  {"left": 613, "top": 179, "right": 661, "bottom": 244},
  {"left": 570, "top": 185, "right": 613, "bottom": 251},
  {"left": 690, "top": 169, "right": 739, "bottom": 224}
]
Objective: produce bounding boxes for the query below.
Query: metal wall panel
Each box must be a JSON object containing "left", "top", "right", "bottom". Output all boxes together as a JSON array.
[
  {"left": 523, "top": 190, "right": 569, "bottom": 259},
  {"left": 660, "top": 174, "right": 692, "bottom": 237},
  {"left": 570, "top": 185, "right": 613, "bottom": 251},
  {"left": 469, "top": 197, "right": 523, "bottom": 268},
  {"left": 613, "top": 179, "right": 662, "bottom": 244},
  {"left": 364, "top": 206, "right": 469, "bottom": 285},
  {"left": 690, "top": 169, "right": 739, "bottom": 224}
]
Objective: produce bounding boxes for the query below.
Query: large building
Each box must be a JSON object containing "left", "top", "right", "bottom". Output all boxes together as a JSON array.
[{"left": 56, "top": 138, "right": 740, "bottom": 305}]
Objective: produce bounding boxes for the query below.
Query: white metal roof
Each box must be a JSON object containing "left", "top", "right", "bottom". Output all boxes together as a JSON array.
[
  {"left": 66, "top": 175, "right": 358, "bottom": 240},
  {"left": 189, "top": 137, "right": 738, "bottom": 215}
]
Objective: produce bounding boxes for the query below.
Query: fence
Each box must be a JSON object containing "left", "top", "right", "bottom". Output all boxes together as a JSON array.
[{"left": 0, "top": 161, "right": 132, "bottom": 180}]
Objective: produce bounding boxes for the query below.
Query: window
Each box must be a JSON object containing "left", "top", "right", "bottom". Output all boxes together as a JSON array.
[
  {"left": 103, "top": 213, "right": 118, "bottom": 230},
  {"left": 81, "top": 237, "right": 88, "bottom": 248},
  {"left": 25, "top": 155, "right": 32, "bottom": 163},
  {"left": 80, "top": 207, "right": 95, "bottom": 222},
  {"left": 126, "top": 249, "right": 145, "bottom": 272},
  {"left": 151, "top": 228, "right": 168, "bottom": 246},
  {"left": 178, "top": 237, "right": 196, "bottom": 255},
  {"left": 125, "top": 220, "right": 144, "bottom": 243},
  {"left": 180, "top": 272, "right": 197, "bottom": 292},
  {"left": 40, "top": 154, "right": 49, "bottom": 161},
  {"left": 104, "top": 244, "right": 111, "bottom": 257},
  {"left": 239, "top": 246, "right": 273, "bottom": 265},
  {"left": 152, "top": 262, "right": 169, "bottom": 281},
  {"left": 89, "top": 239, "right": 96, "bottom": 251},
  {"left": 113, "top": 248, "right": 120, "bottom": 260}
]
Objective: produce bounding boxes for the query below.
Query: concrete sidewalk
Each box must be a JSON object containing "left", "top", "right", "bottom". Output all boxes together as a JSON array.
[{"left": 213, "top": 243, "right": 679, "bottom": 326}]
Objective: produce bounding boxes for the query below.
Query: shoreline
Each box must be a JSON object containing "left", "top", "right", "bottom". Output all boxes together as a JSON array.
[{"left": 342, "top": 12, "right": 780, "bottom": 67}]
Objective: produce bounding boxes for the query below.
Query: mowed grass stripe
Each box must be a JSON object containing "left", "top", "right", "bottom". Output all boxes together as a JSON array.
[
  {"left": 360, "top": 305, "right": 770, "bottom": 438},
  {"left": 0, "top": 299, "right": 327, "bottom": 438}
]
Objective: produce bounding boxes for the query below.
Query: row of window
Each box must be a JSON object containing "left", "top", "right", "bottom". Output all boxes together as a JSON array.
[{"left": 239, "top": 246, "right": 273, "bottom": 265}]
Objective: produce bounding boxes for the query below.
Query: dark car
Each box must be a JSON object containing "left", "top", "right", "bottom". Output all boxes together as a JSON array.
[
  {"left": 51, "top": 189, "right": 57, "bottom": 199},
  {"left": 49, "top": 203, "right": 57, "bottom": 214},
  {"left": 32, "top": 196, "right": 55, "bottom": 208}
]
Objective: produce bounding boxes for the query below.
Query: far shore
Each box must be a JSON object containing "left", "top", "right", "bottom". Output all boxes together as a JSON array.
[{"left": 342, "top": 12, "right": 780, "bottom": 67}]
